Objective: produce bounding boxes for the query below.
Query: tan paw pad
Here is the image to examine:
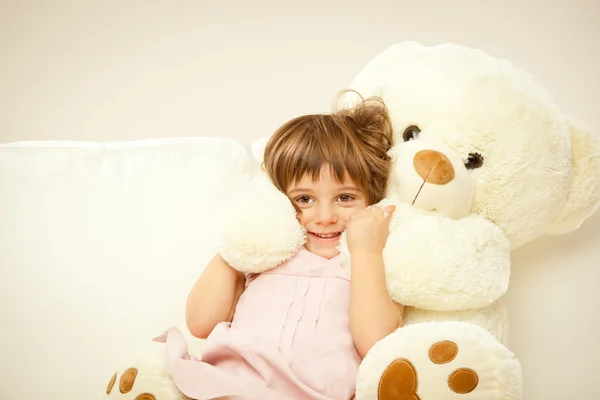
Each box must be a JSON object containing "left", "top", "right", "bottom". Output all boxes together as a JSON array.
[
  {"left": 377, "top": 358, "right": 421, "bottom": 400},
  {"left": 428, "top": 340, "right": 458, "bottom": 364},
  {"left": 448, "top": 367, "right": 479, "bottom": 394},
  {"left": 119, "top": 368, "right": 139, "bottom": 394},
  {"left": 106, "top": 372, "right": 117, "bottom": 394}
]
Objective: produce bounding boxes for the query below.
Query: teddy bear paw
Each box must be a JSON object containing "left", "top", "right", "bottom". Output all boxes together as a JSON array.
[
  {"left": 102, "top": 341, "right": 188, "bottom": 400},
  {"left": 105, "top": 368, "right": 158, "bottom": 400},
  {"left": 377, "top": 342, "right": 479, "bottom": 399},
  {"left": 356, "top": 322, "right": 522, "bottom": 400}
]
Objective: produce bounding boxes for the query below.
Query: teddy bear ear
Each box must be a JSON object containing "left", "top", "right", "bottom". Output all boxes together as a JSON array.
[
  {"left": 387, "top": 147, "right": 399, "bottom": 162},
  {"left": 547, "top": 118, "right": 600, "bottom": 235},
  {"left": 250, "top": 136, "right": 270, "bottom": 165}
]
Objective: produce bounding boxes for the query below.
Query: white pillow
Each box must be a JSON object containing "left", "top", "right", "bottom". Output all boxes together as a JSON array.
[{"left": 0, "top": 137, "right": 253, "bottom": 400}]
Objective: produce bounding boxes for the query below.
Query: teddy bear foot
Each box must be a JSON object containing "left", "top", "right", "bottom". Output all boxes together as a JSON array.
[
  {"left": 355, "top": 321, "right": 522, "bottom": 400},
  {"left": 105, "top": 367, "right": 159, "bottom": 400},
  {"left": 102, "top": 340, "right": 189, "bottom": 400}
]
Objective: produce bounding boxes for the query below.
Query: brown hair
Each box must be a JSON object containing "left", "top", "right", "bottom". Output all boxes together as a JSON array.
[{"left": 263, "top": 91, "right": 394, "bottom": 205}]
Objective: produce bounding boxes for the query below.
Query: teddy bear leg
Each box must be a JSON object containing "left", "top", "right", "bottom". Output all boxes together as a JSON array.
[
  {"left": 102, "top": 339, "right": 190, "bottom": 400},
  {"left": 355, "top": 321, "right": 522, "bottom": 400}
]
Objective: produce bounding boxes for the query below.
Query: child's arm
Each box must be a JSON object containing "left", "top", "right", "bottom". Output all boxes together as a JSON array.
[
  {"left": 185, "top": 253, "right": 246, "bottom": 339},
  {"left": 350, "top": 250, "right": 404, "bottom": 358},
  {"left": 346, "top": 205, "right": 404, "bottom": 358}
]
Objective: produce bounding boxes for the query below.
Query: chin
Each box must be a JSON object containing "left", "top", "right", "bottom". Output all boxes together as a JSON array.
[{"left": 308, "top": 245, "right": 340, "bottom": 259}]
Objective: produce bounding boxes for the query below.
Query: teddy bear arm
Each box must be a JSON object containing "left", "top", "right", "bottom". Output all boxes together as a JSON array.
[
  {"left": 383, "top": 210, "right": 511, "bottom": 311},
  {"left": 216, "top": 173, "right": 306, "bottom": 273}
]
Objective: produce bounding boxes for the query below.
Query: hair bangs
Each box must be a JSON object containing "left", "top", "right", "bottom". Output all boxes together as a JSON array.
[{"left": 263, "top": 93, "right": 394, "bottom": 204}]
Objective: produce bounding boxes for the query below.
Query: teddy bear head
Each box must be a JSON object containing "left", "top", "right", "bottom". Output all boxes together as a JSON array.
[{"left": 344, "top": 41, "right": 600, "bottom": 249}]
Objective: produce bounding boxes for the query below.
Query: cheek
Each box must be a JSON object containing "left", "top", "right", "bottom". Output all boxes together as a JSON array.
[{"left": 295, "top": 209, "right": 310, "bottom": 225}]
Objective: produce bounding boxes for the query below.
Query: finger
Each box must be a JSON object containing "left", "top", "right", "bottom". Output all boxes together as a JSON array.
[
  {"left": 370, "top": 206, "right": 385, "bottom": 219},
  {"left": 350, "top": 213, "right": 362, "bottom": 220},
  {"left": 351, "top": 209, "right": 369, "bottom": 220}
]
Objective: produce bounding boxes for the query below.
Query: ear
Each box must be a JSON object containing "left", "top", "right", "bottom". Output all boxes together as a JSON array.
[
  {"left": 250, "top": 136, "right": 270, "bottom": 165},
  {"left": 547, "top": 118, "right": 600, "bottom": 234}
]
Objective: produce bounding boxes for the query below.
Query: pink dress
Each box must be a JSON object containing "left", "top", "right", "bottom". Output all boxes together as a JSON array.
[{"left": 159, "top": 247, "right": 362, "bottom": 400}]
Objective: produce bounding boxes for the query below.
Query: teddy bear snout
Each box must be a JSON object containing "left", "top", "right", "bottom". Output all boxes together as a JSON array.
[
  {"left": 389, "top": 140, "right": 474, "bottom": 219},
  {"left": 413, "top": 150, "right": 455, "bottom": 185}
]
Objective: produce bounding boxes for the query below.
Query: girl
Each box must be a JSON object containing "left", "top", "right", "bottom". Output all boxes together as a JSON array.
[{"left": 161, "top": 93, "right": 404, "bottom": 400}]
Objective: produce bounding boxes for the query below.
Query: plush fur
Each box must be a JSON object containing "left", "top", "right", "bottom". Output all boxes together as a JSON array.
[{"left": 217, "top": 172, "right": 307, "bottom": 273}]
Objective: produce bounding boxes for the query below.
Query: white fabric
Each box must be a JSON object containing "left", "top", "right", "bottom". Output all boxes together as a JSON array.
[{"left": 0, "top": 137, "right": 252, "bottom": 400}]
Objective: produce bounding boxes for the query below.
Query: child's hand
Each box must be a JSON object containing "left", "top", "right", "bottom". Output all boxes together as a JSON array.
[{"left": 346, "top": 205, "right": 396, "bottom": 255}]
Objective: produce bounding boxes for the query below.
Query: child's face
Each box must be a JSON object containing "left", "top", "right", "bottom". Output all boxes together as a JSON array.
[{"left": 286, "top": 166, "right": 369, "bottom": 259}]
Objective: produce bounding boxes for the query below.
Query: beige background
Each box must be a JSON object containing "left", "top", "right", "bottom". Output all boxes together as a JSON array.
[{"left": 1, "top": 0, "right": 599, "bottom": 398}]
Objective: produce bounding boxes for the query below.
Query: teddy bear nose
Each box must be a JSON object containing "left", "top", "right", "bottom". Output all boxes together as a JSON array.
[{"left": 413, "top": 150, "right": 455, "bottom": 185}]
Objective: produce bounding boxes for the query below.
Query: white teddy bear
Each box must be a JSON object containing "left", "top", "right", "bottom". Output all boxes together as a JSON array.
[
  {"left": 101, "top": 42, "right": 600, "bottom": 400},
  {"left": 218, "top": 42, "right": 600, "bottom": 399}
]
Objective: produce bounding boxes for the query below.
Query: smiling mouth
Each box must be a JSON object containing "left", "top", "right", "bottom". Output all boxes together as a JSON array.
[{"left": 309, "top": 232, "right": 342, "bottom": 239}]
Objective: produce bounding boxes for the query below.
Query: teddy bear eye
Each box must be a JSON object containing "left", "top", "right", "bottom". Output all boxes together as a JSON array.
[
  {"left": 464, "top": 152, "right": 484, "bottom": 170},
  {"left": 402, "top": 125, "right": 421, "bottom": 141}
]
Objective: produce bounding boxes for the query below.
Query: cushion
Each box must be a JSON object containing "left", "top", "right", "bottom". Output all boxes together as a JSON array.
[{"left": 0, "top": 137, "right": 252, "bottom": 399}]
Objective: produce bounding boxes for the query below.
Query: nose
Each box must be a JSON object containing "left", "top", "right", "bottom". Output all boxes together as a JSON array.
[
  {"left": 315, "top": 203, "right": 338, "bottom": 225},
  {"left": 413, "top": 150, "right": 455, "bottom": 185}
]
